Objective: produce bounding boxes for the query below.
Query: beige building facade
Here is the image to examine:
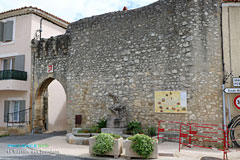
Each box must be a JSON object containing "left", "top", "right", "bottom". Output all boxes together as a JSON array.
[
  {"left": 222, "top": 2, "right": 240, "bottom": 122},
  {"left": 0, "top": 7, "right": 68, "bottom": 134}
]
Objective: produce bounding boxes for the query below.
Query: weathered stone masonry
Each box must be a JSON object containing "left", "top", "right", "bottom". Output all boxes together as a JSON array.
[{"left": 31, "top": 0, "right": 223, "bottom": 132}]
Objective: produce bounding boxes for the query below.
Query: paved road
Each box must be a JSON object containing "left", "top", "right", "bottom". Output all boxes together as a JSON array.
[
  {"left": 0, "top": 131, "right": 94, "bottom": 160},
  {"left": 0, "top": 155, "right": 94, "bottom": 160}
]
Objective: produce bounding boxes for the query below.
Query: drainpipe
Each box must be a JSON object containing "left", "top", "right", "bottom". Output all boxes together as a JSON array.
[
  {"left": 220, "top": 3, "right": 227, "bottom": 147},
  {"left": 39, "top": 18, "right": 43, "bottom": 40},
  {"left": 31, "top": 41, "right": 36, "bottom": 134}
]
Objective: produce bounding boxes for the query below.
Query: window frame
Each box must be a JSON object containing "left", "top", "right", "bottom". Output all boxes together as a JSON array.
[
  {"left": 4, "top": 100, "right": 26, "bottom": 123},
  {"left": 12, "top": 101, "right": 20, "bottom": 122},
  {"left": 2, "top": 57, "right": 15, "bottom": 70},
  {"left": 0, "top": 17, "right": 16, "bottom": 46}
]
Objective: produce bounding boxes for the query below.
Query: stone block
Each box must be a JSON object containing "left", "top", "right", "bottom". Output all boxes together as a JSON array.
[{"left": 66, "top": 133, "right": 90, "bottom": 145}]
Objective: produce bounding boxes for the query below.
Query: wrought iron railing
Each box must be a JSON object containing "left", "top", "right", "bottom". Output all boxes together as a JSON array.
[
  {"left": 5, "top": 108, "right": 30, "bottom": 127},
  {"left": 0, "top": 70, "right": 27, "bottom": 81}
]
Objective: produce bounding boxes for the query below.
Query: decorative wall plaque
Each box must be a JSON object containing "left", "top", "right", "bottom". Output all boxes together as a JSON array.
[{"left": 155, "top": 91, "right": 187, "bottom": 113}]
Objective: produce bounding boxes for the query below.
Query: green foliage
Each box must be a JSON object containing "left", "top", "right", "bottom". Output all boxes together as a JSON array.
[
  {"left": 97, "top": 118, "right": 107, "bottom": 129},
  {"left": 128, "top": 134, "right": 154, "bottom": 158},
  {"left": 77, "top": 118, "right": 107, "bottom": 134},
  {"left": 77, "top": 126, "right": 101, "bottom": 134},
  {"left": 109, "top": 133, "right": 121, "bottom": 139},
  {"left": 89, "top": 126, "right": 101, "bottom": 133},
  {"left": 78, "top": 129, "right": 90, "bottom": 133},
  {"left": 127, "top": 121, "right": 143, "bottom": 135},
  {"left": 93, "top": 133, "right": 115, "bottom": 155},
  {"left": 0, "top": 134, "right": 9, "bottom": 138},
  {"left": 146, "top": 126, "right": 157, "bottom": 137}
]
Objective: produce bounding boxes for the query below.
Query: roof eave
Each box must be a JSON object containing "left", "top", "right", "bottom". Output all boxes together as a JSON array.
[{"left": 0, "top": 7, "right": 69, "bottom": 29}]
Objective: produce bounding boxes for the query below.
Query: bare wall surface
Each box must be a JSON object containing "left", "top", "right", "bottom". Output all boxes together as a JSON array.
[
  {"left": 222, "top": 5, "right": 240, "bottom": 120},
  {"left": 32, "top": 0, "right": 223, "bottom": 132},
  {"left": 48, "top": 80, "right": 67, "bottom": 131}
]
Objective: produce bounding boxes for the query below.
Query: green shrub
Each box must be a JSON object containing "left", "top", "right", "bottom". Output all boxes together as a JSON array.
[
  {"left": 78, "top": 129, "right": 89, "bottom": 133},
  {"left": 77, "top": 130, "right": 84, "bottom": 133},
  {"left": 0, "top": 134, "right": 9, "bottom": 138},
  {"left": 127, "top": 121, "right": 143, "bottom": 135},
  {"left": 89, "top": 126, "right": 101, "bottom": 133},
  {"left": 97, "top": 118, "right": 107, "bottom": 129},
  {"left": 109, "top": 133, "right": 121, "bottom": 139},
  {"left": 93, "top": 133, "right": 115, "bottom": 155},
  {"left": 128, "top": 134, "right": 155, "bottom": 158},
  {"left": 146, "top": 126, "right": 157, "bottom": 137}
]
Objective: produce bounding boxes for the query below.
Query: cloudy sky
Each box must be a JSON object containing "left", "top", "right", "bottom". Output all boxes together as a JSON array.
[{"left": 0, "top": 0, "right": 158, "bottom": 22}]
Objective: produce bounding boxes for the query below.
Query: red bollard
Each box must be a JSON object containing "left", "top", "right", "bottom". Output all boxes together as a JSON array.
[
  {"left": 223, "top": 129, "right": 228, "bottom": 160},
  {"left": 157, "top": 121, "right": 161, "bottom": 140},
  {"left": 179, "top": 124, "right": 182, "bottom": 152},
  {"left": 189, "top": 124, "right": 192, "bottom": 145}
]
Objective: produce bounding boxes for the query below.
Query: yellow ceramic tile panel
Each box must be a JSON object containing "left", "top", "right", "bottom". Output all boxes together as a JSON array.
[{"left": 154, "top": 91, "right": 187, "bottom": 113}]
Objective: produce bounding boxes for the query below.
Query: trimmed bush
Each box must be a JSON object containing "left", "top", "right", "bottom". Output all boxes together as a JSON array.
[
  {"left": 93, "top": 133, "right": 121, "bottom": 155},
  {"left": 128, "top": 134, "right": 155, "bottom": 158}
]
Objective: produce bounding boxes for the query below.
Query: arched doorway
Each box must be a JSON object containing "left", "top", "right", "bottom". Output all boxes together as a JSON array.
[{"left": 34, "top": 78, "right": 67, "bottom": 132}]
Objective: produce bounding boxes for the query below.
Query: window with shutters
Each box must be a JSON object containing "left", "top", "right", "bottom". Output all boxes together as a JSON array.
[
  {"left": 1, "top": 55, "right": 25, "bottom": 71},
  {"left": 0, "top": 55, "right": 27, "bottom": 81},
  {"left": 0, "top": 17, "right": 15, "bottom": 44},
  {"left": 4, "top": 100, "right": 26, "bottom": 123}
]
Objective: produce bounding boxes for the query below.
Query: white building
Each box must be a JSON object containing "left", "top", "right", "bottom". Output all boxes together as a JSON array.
[{"left": 0, "top": 7, "right": 69, "bottom": 134}]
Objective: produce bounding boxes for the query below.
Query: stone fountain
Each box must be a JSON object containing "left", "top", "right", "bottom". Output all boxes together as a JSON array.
[{"left": 101, "top": 93, "right": 127, "bottom": 135}]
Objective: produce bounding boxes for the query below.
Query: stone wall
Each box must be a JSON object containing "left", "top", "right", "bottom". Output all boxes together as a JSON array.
[{"left": 32, "top": 0, "right": 223, "bottom": 132}]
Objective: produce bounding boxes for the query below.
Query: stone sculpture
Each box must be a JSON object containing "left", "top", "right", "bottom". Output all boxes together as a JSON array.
[{"left": 107, "top": 93, "right": 127, "bottom": 128}]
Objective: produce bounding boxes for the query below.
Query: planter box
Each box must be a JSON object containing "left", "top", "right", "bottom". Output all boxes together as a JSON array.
[
  {"left": 89, "top": 137, "right": 123, "bottom": 158},
  {"left": 124, "top": 140, "right": 158, "bottom": 159}
]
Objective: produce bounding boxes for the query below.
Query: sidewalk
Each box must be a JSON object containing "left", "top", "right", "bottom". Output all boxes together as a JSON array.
[{"left": 28, "top": 134, "right": 240, "bottom": 160}]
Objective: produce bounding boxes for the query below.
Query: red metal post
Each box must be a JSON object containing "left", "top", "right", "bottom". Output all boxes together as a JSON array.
[
  {"left": 189, "top": 124, "right": 192, "bottom": 145},
  {"left": 223, "top": 129, "right": 228, "bottom": 160},
  {"left": 179, "top": 124, "right": 182, "bottom": 152},
  {"left": 227, "top": 128, "right": 229, "bottom": 151},
  {"left": 157, "top": 121, "right": 161, "bottom": 140}
]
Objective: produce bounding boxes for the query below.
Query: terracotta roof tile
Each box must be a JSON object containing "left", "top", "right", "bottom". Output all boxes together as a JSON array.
[
  {"left": 0, "top": 6, "right": 69, "bottom": 29},
  {"left": 223, "top": 0, "right": 240, "bottom": 2}
]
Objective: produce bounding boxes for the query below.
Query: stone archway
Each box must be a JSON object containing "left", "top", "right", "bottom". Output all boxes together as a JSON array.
[{"left": 33, "top": 77, "right": 67, "bottom": 133}]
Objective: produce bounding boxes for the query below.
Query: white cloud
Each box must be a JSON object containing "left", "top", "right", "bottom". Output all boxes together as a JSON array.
[{"left": 0, "top": 0, "right": 158, "bottom": 22}]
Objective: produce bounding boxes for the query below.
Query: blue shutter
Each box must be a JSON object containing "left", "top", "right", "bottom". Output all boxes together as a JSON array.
[
  {"left": 19, "top": 100, "right": 26, "bottom": 123},
  {"left": 4, "top": 21, "right": 13, "bottom": 42},
  {"left": 4, "top": 101, "right": 10, "bottom": 122},
  {"left": 14, "top": 55, "right": 25, "bottom": 71},
  {"left": 0, "top": 22, "right": 3, "bottom": 42}
]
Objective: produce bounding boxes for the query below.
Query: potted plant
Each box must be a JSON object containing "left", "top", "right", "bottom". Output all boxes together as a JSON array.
[
  {"left": 125, "top": 134, "right": 158, "bottom": 159},
  {"left": 89, "top": 133, "right": 123, "bottom": 158}
]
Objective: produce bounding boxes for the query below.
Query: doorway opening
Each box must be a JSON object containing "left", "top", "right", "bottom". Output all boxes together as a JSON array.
[{"left": 35, "top": 78, "right": 67, "bottom": 132}]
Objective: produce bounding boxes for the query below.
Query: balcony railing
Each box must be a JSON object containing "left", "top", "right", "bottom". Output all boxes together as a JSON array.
[{"left": 0, "top": 70, "right": 27, "bottom": 81}]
